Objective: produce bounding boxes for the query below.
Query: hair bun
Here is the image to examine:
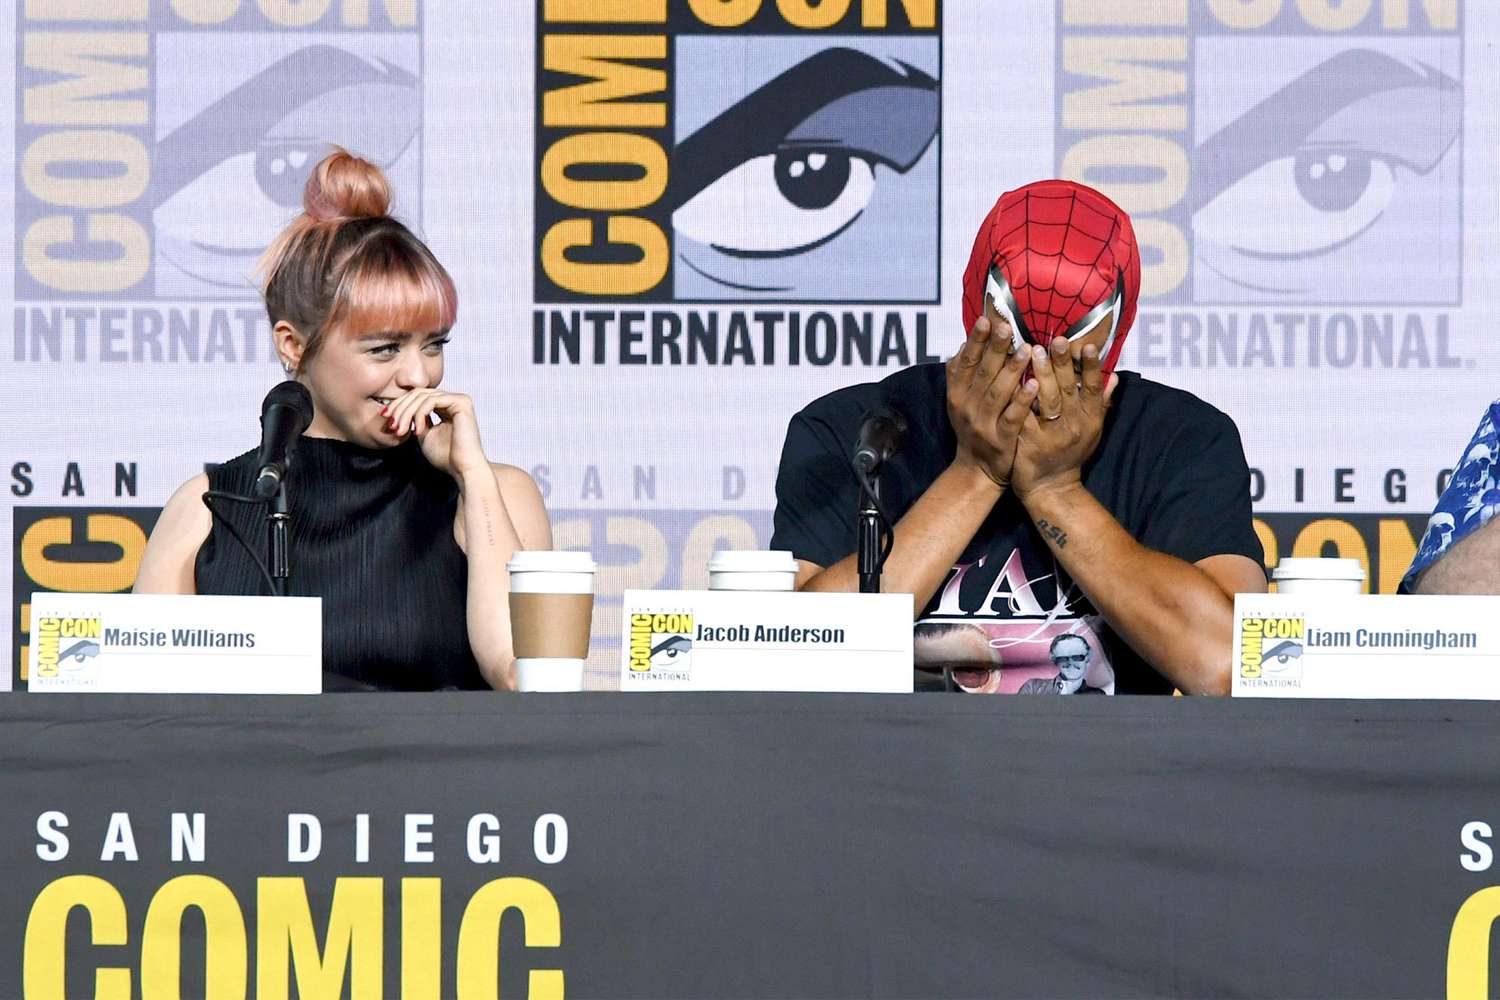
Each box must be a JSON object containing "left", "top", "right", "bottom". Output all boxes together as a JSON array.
[{"left": 303, "top": 146, "right": 391, "bottom": 222}]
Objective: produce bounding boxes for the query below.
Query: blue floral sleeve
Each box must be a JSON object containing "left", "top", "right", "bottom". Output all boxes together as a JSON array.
[{"left": 1401, "top": 402, "right": 1500, "bottom": 593}]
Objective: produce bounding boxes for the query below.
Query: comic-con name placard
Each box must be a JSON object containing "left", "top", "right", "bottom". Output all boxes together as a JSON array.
[
  {"left": 621, "top": 588, "right": 912, "bottom": 690},
  {"left": 1233, "top": 592, "right": 1500, "bottom": 698}
]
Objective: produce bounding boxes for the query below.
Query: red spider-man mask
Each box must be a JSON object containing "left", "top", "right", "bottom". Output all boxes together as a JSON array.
[{"left": 961, "top": 179, "right": 1141, "bottom": 374}]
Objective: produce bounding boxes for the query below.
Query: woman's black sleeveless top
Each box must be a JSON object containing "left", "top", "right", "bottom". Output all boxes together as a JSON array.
[{"left": 195, "top": 436, "right": 487, "bottom": 690}]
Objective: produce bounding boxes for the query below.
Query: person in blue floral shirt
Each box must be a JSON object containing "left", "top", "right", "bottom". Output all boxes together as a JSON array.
[{"left": 1403, "top": 403, "right": 1500, "bottom": 593}]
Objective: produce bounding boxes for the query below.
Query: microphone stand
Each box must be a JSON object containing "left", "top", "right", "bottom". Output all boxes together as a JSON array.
[
  {"left": 266, "top": 482, "right": 290, "bottom": 597},
  {"left": 857, "top": 471, "right": 882, "bottom": 594}
]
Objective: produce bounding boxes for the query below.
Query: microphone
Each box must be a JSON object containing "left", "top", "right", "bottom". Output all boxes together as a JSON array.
[
  {"left": 852, "top": 406, "right": 908, "bottom": 476},
  {"left": 253, "top": 381, "right": 314, "bottom": 499}
]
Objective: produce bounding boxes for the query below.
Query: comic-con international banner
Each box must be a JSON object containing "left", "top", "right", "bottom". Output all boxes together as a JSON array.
[
  {"left": 3, "top": 694, "right": 1500, "bottom": 997},
  {"left": 4, "top": 2, "right": 1493, "bottom": 687}
]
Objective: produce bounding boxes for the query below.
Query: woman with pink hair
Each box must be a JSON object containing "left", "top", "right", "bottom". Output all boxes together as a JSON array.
[{"left": 135, "top": 149, "right": 550, "bottom": 691}]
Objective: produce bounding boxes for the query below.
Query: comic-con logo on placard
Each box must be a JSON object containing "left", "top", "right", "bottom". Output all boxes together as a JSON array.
[
  {"left": 15, "top": 5, "right": 422, "bottom": 306},
  {"left": 1056, "top": 3, "right": 1460, "bottom": 308},
  {"left": 628, "top": 612, "right": 695, "bottom": 681},
  {"left": 32, "top": 614, "right": 103, "bottom": 683},
  {"left": 1239, "top": 614, "right": 1305, "bottom": 688}
]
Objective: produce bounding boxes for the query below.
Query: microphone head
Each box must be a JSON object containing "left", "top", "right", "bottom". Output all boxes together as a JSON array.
[
  {"left": 853, "top": 405, "right": 909, "bottom": 475},
  {"left": 866, "top": 405, "right": 908, "bottom": 454},
  {"left": 261, "top": 380, "right": 314, "bottom": 429}
]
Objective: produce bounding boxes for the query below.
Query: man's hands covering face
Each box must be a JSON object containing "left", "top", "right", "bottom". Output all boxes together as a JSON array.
[
  {"left": 1010, "top": 335, "right": 1118, "bottom": 503},
  {"left": 946, "top": 313, "right": 1034, "bottom": 492}
]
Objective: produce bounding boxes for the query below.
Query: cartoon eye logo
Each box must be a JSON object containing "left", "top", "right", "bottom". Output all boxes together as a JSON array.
[
  {"left": 256, "top": 143, "right": 322, "bottom": 209},
  {"left": 152, "top": 45, "right": 419, "bottom": 291},
  {"left": 1192, "top": 49, "right": 1458, "bottom": 286},
  {"left": 1262, "top": 640, "right": 1303, "bottom": 672},
  {"left": 670, "top": 48, "right": 938, "bottom": 278},
  {"left": 649, "top": 635, "right": 693, "bottom": 667}
]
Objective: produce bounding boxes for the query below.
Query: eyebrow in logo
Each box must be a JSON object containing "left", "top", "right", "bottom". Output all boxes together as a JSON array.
[
  {"left": 1191, "top": 48, "right": 1459, "bottom": 217},
  {"left": 155, "top": 45, "right": 418, "bottom": 207},
  {"left": 1263, "top": 639, "right": 1303, "bottom": 663},
  {"left": 669, "top": 47, "right": 939, "bottom": 216},
  {"left": 58, "top": 639, "right": 99, "bottom": 663}
]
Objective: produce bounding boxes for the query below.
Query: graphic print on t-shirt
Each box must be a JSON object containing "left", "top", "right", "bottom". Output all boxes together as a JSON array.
[{"left": 915, "top": 547, "right": 1116, "bottom": 695}]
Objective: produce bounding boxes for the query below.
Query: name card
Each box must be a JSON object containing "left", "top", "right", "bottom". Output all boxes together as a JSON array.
[
  {"left": 28, "top": 592, "right": 321, "bottom": 694},
  {"left": 1233, "top": 593, "right": 1500, "bottom": 699},
  {"left": 620, "top": 590, "right": 913, "bottom": 692}
]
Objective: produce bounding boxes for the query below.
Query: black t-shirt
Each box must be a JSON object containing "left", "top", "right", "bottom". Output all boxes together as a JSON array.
[{"left": 770, "top": 364, "right": 1264, "bottom": 694}]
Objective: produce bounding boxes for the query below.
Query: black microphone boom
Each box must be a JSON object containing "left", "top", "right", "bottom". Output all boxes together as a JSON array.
[
  {"left": 852, "top": 406, "right": 908, "bottom": 476},
  {"left": 253, "top": 381, "right": 314, "bottom": 499}
]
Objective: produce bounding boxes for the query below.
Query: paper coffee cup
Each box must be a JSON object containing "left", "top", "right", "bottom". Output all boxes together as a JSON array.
[
  {"left": 507, "top": 551, "right": 596, "bottom": 691},
  {"left": 707, "top": 550, "right": 798, "bottom": 592},
  {"left": 1271, "top": 557, "right": 1365, "bottom": 596}
]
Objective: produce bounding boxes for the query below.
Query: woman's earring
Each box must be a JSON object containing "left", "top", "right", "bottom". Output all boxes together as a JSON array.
[{"left": 281, "top": 360, "right": 294, "bottom": 376}]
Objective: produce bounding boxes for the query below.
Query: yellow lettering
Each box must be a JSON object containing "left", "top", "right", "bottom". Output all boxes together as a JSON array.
[
  {"left": 1061, "top": 37, "right": 1189, "bottom": 131},
  {"left": 24, "top": 875, "right": 130, "bottom": 1000},
  {"left": 689, "top": 0, "right": 760, "bottom": 26},
  {"left": 1291, "top": 519, "right": 1370, "bottom": 594},
  {"left": 340, "top": 0, "right": 416, "bottom": 26},
  {"left": 25, "top": 0, "right": 147, "bottom": 18},
  {"left": 1295, "top": 0, "right": 1372, "bottom": 29},
  {"left": 23, "top": 213, "right": 150, "bottom": 293},
  {"left": 1062, "top": 0, "right": 1186, "bottom": 24},
  {"left": 58, "top": 618, "right": 101, "bottom": 638},
  {"left": 542, "top": 132, "right": 668, "bottom": 211},
  {"left": 777, "top": 0, "right": 851, "bottom": 29},
  {"left": 1062, "top": 133, "right": 1188, "bottom": 213},
  {"left": 1448, "top": 886, "right": 1500, "bottom": 999},
  {"left": 1129, "top": 216, "right": 1187, "bottom": 298},
  {"left": 141, "top": 876, "right": 248, "bottom": 1000},
  {"left": 1383, "top": 0, "right": 1457, "bottom": 28},
  {"left": 1378, "top": 518, "right": 1418, "bottom": 595},
  {"left": 402, "top": 878, "right": 442, "bottom": 1000},
  {"left": 168, "top": 0, "right": 240, "bottom": 22},
  {"left": 256, "top": 0, "right": 332, "bottom": 28},
  {"left": 20, "top": 514, "right": 148, "bottom": 592},
  {"left": 541, "top": 217, "right": 668, "bottom": 296},
  {"left": 23, "top": 32, "right": 148, "bottom": 125},
  {"left": 680, "top": 516, "right": 759, "bottom": 589},
  {"left": 456, "top": 878, "right": 564, "bottom": 1000},
  {"left": 256, "top": 877, "right": 383, "bottom": 1000},
  {"left": 861, "top": 0, "right": 936, "bottom": 26},
  {"left": 544, "top": 0, "right": 666, "bottom": 20},
  {"left": 1253, "top": 518, "right": 1278, "bottom": 575},
  {"left": 543, "top": 35, "right": 667, "bottom": 129},
  {"left": 1207, "top": 0, "right": 1281, "bottom": 28}
]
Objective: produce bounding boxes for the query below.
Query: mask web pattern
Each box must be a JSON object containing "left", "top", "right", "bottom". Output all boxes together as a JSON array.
[{"left": 991, "top": 187, "right": 1123, "bottom": 343}]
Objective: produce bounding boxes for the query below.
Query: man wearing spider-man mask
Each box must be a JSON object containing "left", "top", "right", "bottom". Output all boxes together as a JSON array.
[{"left": 771, "top": 180, "right": 1267, "bottom": 695}]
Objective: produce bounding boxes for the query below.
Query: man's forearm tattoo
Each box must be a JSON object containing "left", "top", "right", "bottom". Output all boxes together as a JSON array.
[{"left": 1037, "top": 518, "right": 1068, "bottom": 549}]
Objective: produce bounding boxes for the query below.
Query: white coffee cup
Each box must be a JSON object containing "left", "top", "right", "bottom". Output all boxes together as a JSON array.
[
  {"left": 507, "top": 551, "right": 597, "bottom": 692},
  {"left": 1271, "top": 557, "right": 1365, "bottom": 596},
  {"left": 707, "top": 550, "right": 799, "bottom": 592}
]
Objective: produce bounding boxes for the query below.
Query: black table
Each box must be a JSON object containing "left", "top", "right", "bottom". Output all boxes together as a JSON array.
[{"left": 1, "top": 693, "right": 1495, "bottom": 998}]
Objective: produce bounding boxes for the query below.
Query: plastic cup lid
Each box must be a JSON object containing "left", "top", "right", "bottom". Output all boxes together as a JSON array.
[
  {"left": 707, "top": 549, "right": 799, "bottom": 573},
  {"left": 506, "top": 550, "right": 597, "bottom": 574},
  {"left": 1271, "top": 557, "right": 1366, "bottom": 581}
]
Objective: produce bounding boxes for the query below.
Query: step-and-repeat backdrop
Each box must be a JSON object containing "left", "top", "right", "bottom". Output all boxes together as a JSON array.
[{"left": 3, "top": 1, "right": 1488, "bottom": 688}]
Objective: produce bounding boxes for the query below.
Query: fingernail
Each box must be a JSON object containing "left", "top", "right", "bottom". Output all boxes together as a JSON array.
[{"left": 1032, "top": 345, "right": 1046, "bottom": 361}]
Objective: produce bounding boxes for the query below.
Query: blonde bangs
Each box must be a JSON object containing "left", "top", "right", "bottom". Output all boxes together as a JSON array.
[{"left": 326, "top": 248, "right": 457, "bottom": 338}]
